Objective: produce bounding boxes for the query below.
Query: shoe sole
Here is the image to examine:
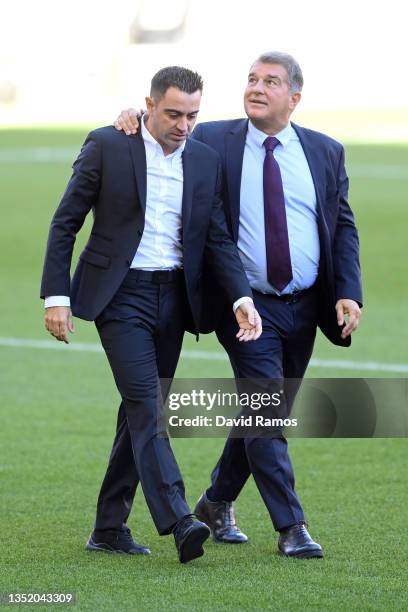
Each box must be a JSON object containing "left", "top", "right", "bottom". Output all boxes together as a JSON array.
[
  {"left": 85, "top": 538, "right": 150, "bottom": 555},
  {"left": 279, "top": 548, "right": 324, "bottom": 559},
  {"left": 86, "top": 540, "right": 127, "bottom": 554},
  {"left": 213, "top": 535, "right": 248, "bottom": 544},
  {"left": 179, "top": 525, "right": 210, "bottom": 564}
]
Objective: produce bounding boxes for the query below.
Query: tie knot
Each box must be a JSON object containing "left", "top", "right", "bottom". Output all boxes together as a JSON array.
[{"left": 263, "top": 136, "right": 280, "bottom": 152}]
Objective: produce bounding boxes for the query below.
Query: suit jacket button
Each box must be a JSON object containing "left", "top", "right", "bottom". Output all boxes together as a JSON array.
[
  {"left": 126, "top": 259, "right": 132, "bottom": 265},
  {"left": 137, "top": 229, "right": 143, "bottom": 237}
]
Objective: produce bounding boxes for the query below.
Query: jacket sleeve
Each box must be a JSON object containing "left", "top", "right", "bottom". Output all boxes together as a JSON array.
[
  {"left": 332, "top": 146, "right": 363, "bottom": 306},
  {"left": 204, "top": 160, "right": 252, "bottom": 305},
  {"left": 40, "top": 131, "right": 102, "bottom": 298}
]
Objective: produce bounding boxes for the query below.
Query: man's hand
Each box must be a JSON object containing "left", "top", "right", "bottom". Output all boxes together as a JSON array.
[
  {"left": 335, "top": 299, "right": 361, "bottom": 339},
  {"left": 114, "top": 108, "right": 143, "bottom": 135},
  {"left": 235, "top": 302, "right": 262, "bottom": 342},
  {"left": 45, "top": 306, "right": 74, "bottom": 344}
]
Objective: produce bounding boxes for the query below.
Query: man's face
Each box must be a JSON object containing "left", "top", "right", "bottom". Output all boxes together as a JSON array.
[
  {"left": 244, "top": 62, "right": 300, "bottom": 128},
  {"left": 145, "top": 86, "right": 201, "bottom": 153}
]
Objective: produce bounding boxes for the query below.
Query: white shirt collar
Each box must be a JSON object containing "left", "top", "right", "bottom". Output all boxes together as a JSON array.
[
  {"left": 141, "top": 116, "right": 186, "bottom": 160},
  {"left": 247, "top": 120, "right": 297, "bottom": 149}
]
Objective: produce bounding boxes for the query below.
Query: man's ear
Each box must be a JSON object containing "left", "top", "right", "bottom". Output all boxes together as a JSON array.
[
  {"left": 145, "top": 96, "right": 155, "bottom": 114},
  {"left": 289, "top": 92, "right": 301, "bottom": 112}
]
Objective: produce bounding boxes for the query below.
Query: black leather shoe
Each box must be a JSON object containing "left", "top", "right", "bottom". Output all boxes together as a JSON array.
[
  {"left": 85, "top": 527, "right": 150, "bottom": 555},
  {"left": 173, "top": 515, "right": 210, "bottom": 563},
  {"left": 194, "top": 492, "right": 248, "bottom": 544},
  {"left": 278, "top": 523, "right": 323, "bottom": 558}
]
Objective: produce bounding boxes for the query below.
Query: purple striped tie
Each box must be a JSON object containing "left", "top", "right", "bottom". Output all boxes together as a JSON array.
[{"left": 263, "top": 136, "right": 293, "bottom": 291}]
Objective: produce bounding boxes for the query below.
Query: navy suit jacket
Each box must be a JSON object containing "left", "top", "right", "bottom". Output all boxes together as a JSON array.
[
  {"left": 192, "top": 119, "right": 363, "bottom": 346},
  {"left": 40, "top": 126, "right": 252, "bottom": 333}
]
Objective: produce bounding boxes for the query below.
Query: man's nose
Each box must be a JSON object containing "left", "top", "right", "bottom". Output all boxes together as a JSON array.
[
  {"left": 251, "top": 79, "right": 265, "bottom": 93},
  {"left": 176, "top": 117, "right": 188, "bottom": 133}
]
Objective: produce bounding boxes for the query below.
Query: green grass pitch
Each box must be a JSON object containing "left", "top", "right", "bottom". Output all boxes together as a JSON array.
[{"left": 0, "top": 128, "right": 407, "bottom": 610}]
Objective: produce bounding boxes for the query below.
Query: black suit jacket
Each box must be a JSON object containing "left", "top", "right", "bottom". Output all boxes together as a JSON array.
[
  {"left": 40, "top": 126, "right": 252, "bottom": 333},
  {"left": 192, "top": 119, "right": 363, "bottom": 346}
]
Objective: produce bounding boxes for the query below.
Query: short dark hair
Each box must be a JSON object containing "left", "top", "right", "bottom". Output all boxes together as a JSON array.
[{"left": 150, "top": 66, "right": 203, "bottom": 99}]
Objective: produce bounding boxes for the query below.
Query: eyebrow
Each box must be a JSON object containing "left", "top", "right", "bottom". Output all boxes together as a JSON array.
[
  {"left": 248, "top": 72, "right": 282, "bottom": 80},
  {"left": 163, "top": 108, "right": 199, "bottom": 114}
]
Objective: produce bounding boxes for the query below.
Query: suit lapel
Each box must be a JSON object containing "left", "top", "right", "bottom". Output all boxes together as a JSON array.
[
  {"left": 292, "top": 123, "right": 327, "bottom": 223},
  {"left": 128, "top": 133, "right": 147, "bottom": 213},
  {"left": 181, "top": 140, "right": 194, "bottom": 236},
  {"left": 292, "top": 122, "right": 332, "bottom": 280},
  {"left": 225, "top": 119, "right": 248, "bottom": 242}
]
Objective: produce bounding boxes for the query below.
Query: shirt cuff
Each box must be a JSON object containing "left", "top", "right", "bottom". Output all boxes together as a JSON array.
[
  {"left": 233, "top": 296, "right": 254, "bottom": 313},
  {"left": 44, "top": 296, "right": 71, "bottom": 308}
]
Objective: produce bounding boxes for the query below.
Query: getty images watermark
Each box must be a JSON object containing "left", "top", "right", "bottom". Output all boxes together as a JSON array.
[
  {"left": 167, "top": 388, "right": 297, "bottom": 429},
  {"left": 159, "top": 378, "right": 408, "bottom": 438}
]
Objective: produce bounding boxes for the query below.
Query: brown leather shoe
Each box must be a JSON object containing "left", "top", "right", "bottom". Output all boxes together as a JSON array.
[
  {"left": 278, "top": 523, "right": 323, "bottom": 558},
  {"left": 194, "top": 492, "right": 248, "bottom": 543}
]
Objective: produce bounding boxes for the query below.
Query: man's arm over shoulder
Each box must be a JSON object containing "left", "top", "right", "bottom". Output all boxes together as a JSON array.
[{"left": 40, "top": 130, "right": 102, "bottom": 298}]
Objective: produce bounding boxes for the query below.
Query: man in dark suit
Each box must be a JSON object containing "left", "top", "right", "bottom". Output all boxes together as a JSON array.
[
  {"left": 114, "top": 51, "right": 362, "bottom": 559},
  {"left": 40, "top": 66, "right": 262, "bottom": 564}
]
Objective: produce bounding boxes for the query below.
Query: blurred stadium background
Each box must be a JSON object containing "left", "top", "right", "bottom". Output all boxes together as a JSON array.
[{"left": 1, "top": 1, "right": 407, "bottom": 609}]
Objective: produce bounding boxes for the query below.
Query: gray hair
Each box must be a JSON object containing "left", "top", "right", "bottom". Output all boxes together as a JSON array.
[{"left": 256, "top": 52, "right": 303, "bottom": 93}]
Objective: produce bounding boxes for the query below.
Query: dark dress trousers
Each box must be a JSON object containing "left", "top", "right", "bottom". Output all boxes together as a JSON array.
[
  {"left": 192, "top": 119, "right": 363, "bottom": 530},
  {"left": 40, "top": 126, "right": 252, "bottom": 535}
]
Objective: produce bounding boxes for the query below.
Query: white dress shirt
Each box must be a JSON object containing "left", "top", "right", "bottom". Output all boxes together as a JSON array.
[
  {"left": 238, "top": 121, "right": 320, "bottom": 295},
  {"left": 132, "top": 118, "right": 184, "bottom": 269}
]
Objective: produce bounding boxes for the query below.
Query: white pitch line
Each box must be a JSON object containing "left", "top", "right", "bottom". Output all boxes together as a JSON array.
[
  {"left": 0, "top": 336, "right": 103, "bottom": 352},
  {"left": 1, "top": 336, "right": 407, "bottom": 373},
  {"left": 309, "top": 358, "right": 408, "bottom": 374}
]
